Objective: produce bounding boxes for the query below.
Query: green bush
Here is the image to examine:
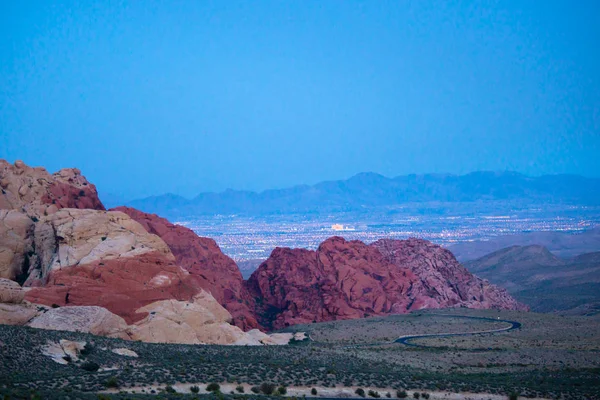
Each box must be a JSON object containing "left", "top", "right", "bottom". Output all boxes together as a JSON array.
[
  {"left": 311, "top": 388, "right": 318, "bottom": 395},
  {"left": 80, "top": 343, "right": 94, "bottom": 356},
  {"left": 397, "top": 390, "right": 408, "bottom": 398},
  {"left": 509, "top": 394, "right": 519, "bottom": 400},
  {"left": 105, "top": 376, "right": 119, "bottom": 389},
  {"left": 261, "top": 382, "right": 276, "bottom": 395},
  {"left": 422, "top": 394, "right": 430, "bottom": 400},
  {"left": 251, "top": 386, "right": 260, "bottom": 394},
  {"left": 236, "top": 385, "right": 244, "bottom": 393},
  {"left": 80, "top": 361, "right": 99, "bottom": 372},
  {"left": 190, "top": 386, "right": 200, "bottom": 393},
  {"left": 368, "top": 390, "right": 381, "bottom": 398},
  {"left": 413, "top": 393, "right": 420, "bottom": 399},
  {"left": 278, "top": 386, "right": 287, "bottom": 395},
  {"left": 356, "top": 388, "right": 366, "bottom": 397},
  {"left": 165, "top": 385, "right": 176, "bottom": 393},
  {"left": 207, "top": 383, "right": 221, "bottom": 392}
]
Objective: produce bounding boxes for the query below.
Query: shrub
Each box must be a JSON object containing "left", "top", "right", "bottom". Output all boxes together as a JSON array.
[
  {"left": 105, "top": 377, "right": 119, "bottom": 388},
  {"left": 278, "top": 386, "right": 287, "bottom": 395},
  {"left": 80, "top": 343, "right": 94, "bottom": 356},
  {"left": 190, "top": 386, "right": 200, "bottom": 393},
  {"left": 207, "top": 383, "right": 220, "bottom": 392},
  {"left": 386, "top": 393, "right": 391, "bottom": 398},
  {"left": 236, "top": 385, "right": 244, "bottom": 393},
  {"left": 311, "top": 388, "right": 318, "bottom": 395},
  {"left": 413, "top": 393, "right": 420, "bottom": 399},
  {"left": 356, "top": 388, "right": 366, "bottom": 397},
  {"left": 261, "top": 383, "right": 276, "bottom": 395},
  {"left": 80, "top": 361, "right": 99, "bottom": 372},
  {"left": 422, "top": 394, "right": 430, "bottom": 400},
  {"left": 368, "top": 390, "right": 381, "bottom": 398},
  {"left": 251, "top": 386, "right": 260, "bottom": 394},
  {"left": 509, "top": 394, "right": 519, "bottom": 400},
  {"left": 165, "top": 385, "right": 176, "bottom": 393},
  {"left": 397, "top": 391, "right": 407, "bottom": 398},
  {"left": 62, "top": 355, "right": 72, "bottom": 363}
]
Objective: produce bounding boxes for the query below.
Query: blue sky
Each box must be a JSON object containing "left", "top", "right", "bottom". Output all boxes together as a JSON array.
[{"left": 1, "top": 1, "right": 599, "bottom": 200}]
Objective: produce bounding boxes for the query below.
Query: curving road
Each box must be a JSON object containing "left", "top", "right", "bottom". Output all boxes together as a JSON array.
[
  {"left": 394, "top": 315, "right": 522, "bottom": 348},
  {"left": 340, "top": 314, "right": 521, "bottom": 349}
]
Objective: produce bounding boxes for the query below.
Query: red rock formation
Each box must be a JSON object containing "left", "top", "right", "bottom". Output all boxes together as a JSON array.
[
  {"left": 372, "top": 238, "right": 527, "bottom": 311},
  {"left": 111, "top": 206, "right": 257, "bottom": 330},
  {"left": 0, "top": 160, "right": 104, "bottom": 216},
  {"left": 247, "top": 236, "right": 527, "bottom": 330},
  {"left": 25, "top": 251, "right": 198, "bottom": 324}
]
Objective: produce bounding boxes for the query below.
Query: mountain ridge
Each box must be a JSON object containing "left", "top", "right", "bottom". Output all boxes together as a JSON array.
[{"left": 123, "top": 170, "right": 600, "bottom": 217}]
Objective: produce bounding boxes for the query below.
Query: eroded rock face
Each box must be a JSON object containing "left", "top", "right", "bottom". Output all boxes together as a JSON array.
[
  {"left": 24, "top": 208, "right": 173, "bottom": 286},
  {"left": 247, "top": 237, "right": 527, "bottom": 330},
  {"left": 111, "top": 206, "right": 257, "bottom": 330},
  {"left": 20, "top": 208, "right": 199, "bottom": 324},
  {"left": 0, "top": 159, "right": 104, "bottom": 217},
  {"left": 0, "top": 210, "right": 35, "bottom": 282},
  {"left": 0, "top": 278, "right": 26, "bottom": 303},
  {"left": 128, "top": 292, "right": 249, "bottom": 344},
  {"left": 28, "top": 306, "right": 131, "bottom": 339},
  {"left": 372, "top": 238, "right": 527, "bottom": 311}
]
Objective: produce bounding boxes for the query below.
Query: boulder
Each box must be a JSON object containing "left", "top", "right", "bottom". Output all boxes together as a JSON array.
[
  {"left": 42, "top": 339, "right": 86, "bottom": 364},
  {"left": 128, "top": 291, "right": 249, "bottom": 344},
  {"left": 0, "top": 303, "right": 40, "bottom": 325},
  {"left": 0, "top": 278, "right": 25, "bottom": 303},
  {"left": 28, "top": 306, "right": 130, "bottom": 339},
  {"left": 112, "top": 348, "right": 138, "bottom": 357}
]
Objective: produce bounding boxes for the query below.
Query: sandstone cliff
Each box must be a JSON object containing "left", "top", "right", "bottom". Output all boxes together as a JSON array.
[
  {"left": 111, "top": 206, "right": 257, "bottom": 329},
  {"left": 0, "top": 159, "right": 104, "bottom": 217},
  {"left": 247, "top": 236, "right": 527, "bottom": 330}
]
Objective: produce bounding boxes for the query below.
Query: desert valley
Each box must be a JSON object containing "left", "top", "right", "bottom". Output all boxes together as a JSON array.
[{"left": 0, "top": 160, "right": 599, "bottom": 400}]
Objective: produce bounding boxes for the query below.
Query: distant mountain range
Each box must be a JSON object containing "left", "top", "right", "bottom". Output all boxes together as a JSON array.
[
  {"left": 465, "top": 245, "right": 600, "bottom": 315},
  {"left": 120, "top": 171, "right": 600, "bottom": 217}
]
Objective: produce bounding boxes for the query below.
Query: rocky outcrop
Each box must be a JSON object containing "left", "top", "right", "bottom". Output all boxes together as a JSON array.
[
  {"left": 0, "top": 279, "right": 40, "bottom": 325},
  {"left": 372, "top": 238, "right": 526, "bottom": 311},
  {"left": 247, "top": 236, "right": 527, "bottom": 330},
  {"left": 42, "top": 339, "right": 86, "bottom": 364},
  {"left": 0, "top": 159, "right": 104, "bottom": 217},
  {"left": 22, "top": 208, "right": 173, "bottom": 286},
  {"left": 28, "top": 306, "right": 131, "bottom": 339},
  {"left": 127, "top": 292, "right": 250, "bottom": 345},
  {"left": 0, "top": 160, "right": 287, "bottom": 344},
  {"left": 112, "top": 348, "right": 138, "bottom": 357},
  {"left": 0, "top": 210, "right": 35, "bottom": 282},
  {"left": 15, "top": 208, "right": 198, "bottom": 323},
  {"left": 0, "top": 278, "right": 26, "bottom": 303},
  {"left": 111, "top": 206, "right": 257, "bottom": 330}
]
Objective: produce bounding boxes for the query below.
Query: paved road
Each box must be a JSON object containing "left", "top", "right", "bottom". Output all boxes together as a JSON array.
[
  {"left": 341, "top": 314, "right": 521, "bottom": 349},
  {"left": 395, "top": 315, "right": 522, "bottom": 348}
]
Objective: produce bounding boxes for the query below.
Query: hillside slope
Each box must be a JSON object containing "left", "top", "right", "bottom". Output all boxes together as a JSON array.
[{"left": 465, "top": 245, "right": 600, "bottom": 314}]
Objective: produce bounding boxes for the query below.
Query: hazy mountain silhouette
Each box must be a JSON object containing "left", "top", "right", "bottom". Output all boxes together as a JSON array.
[{"left": 125, "top": 171, "right": 600, "bottom": 217}]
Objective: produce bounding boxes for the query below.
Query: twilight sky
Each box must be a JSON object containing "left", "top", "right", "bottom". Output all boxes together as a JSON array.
[{"left": 1, "top": 1, "right": 599, "bottom": 200}]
